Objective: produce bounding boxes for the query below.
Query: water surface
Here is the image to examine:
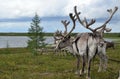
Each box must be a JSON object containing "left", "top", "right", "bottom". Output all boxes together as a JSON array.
[
  {"left": 0, "top": 36, "right": 118, "bottom": 48},
  {"left": 0, "top": 36, "right": 54, "bottom": 48}
]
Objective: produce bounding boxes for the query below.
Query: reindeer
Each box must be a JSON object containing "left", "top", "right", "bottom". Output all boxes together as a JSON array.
[
  {"left": 104, "top": 40, "right": 115, "bottom": 49},
  {"left": 55, "top": 6, "right": 118, "bottom": 79}
]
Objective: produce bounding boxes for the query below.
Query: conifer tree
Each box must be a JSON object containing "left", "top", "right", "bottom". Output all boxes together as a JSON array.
[{"left": 28, "top": 13, "right": 46, "bottom": 54}]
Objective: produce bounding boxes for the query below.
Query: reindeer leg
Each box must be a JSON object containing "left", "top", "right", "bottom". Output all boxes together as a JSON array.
[
  {"left": 97, "top": 53, "right": 103, "bottom": 72},
  {"left": 97, "top": 52, "right": 108, "bottom": 72},
  {"left": 86, "top": 58, "right": 92, "bottom": 79},
  {"left": 98, "top": 58, "right": 103, "bottom": 72},
  {"left": 75, "top": 55, "right": 80, "bottom": 75},
  {"left": 98, "top": 58, "right": 102, "bottom": 72},
  {"left": 103, "top": 55, "right": 108, "bottom": 71},
  {"left": 80, "top": 55, "right": 86, "bottom": 76}
]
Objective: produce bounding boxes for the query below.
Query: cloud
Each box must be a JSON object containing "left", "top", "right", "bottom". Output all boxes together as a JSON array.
[
  {"left": 0, "top": 0, "right": 119, "bottom": 18},
  {"left": 0, "top": 0, "right": 119, "bottom": 32},
  {"left": 0, "top": 0, "right": 69, "bottom": 18},
  {"left": 65, "top": 0, "right": 120, "bottom": 18}
]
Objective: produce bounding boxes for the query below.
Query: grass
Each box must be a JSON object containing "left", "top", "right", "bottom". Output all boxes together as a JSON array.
[
  {"left": 0, "top": 32, "right": 120, "bottom": 37},
  {"left": 0, "top": 44, "right": 120, "bottom": 79}
]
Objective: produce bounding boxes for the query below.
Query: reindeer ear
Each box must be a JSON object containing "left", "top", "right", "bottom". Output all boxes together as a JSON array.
[
  {"left": 68, "top": 35, "right": 71, "bottom": 39},
  {"left": 105, "top": 28, "right": 112, "bottom": 32}
]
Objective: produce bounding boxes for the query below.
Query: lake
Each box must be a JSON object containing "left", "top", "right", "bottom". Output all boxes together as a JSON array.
[
  {"left": 0, "top": 36, "right": 54, "bottom": 48},
  {"left": 0, "top": 36, "right": 118, "bottom": 48}
]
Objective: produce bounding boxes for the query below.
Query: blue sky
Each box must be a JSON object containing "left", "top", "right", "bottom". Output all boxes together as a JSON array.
[{"left": 0, "top": 0, "right": 120, "bottom": 33}]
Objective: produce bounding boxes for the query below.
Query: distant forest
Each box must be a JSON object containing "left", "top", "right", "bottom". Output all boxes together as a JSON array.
[{"left": 0, "top": 32, "right": 120, "bottom": 38}]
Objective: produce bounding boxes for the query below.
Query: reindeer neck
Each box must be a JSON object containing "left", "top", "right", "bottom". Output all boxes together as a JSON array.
[{"left": 66, "top": 45, "right": 75, "bottom": 55}]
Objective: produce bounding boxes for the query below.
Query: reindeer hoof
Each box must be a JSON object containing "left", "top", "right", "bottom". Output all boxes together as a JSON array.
[
  {"left": 80, "top": 70, "right": 83, "bottom": 76},
  {"left": 74, "top": 71, "right": 79, "bottom": 75},
  {"left": 80, "top": 70, "right": 85, "bottom": 76},
  {"left": 86, "top": 76, "right": 91, "bottom": 79},
  {"left": 98, "top": 69, "right": 102, "bottom": 72},
  {"left": 98, "top": 68, "right": 106, "bottom": 72},
  {"left": 103, "top": 69, "right": 106, "bottom": 72},
  {"left": 80, "top": 69, "right": 87, "bottom": 74},
  {"left": 75, "top": 70, "right": 83, "bottom": 77}
]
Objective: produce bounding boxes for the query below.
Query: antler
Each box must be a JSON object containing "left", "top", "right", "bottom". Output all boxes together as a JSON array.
[
  {"left": 94, "top": 6, "right": 118, "bottom": 31},
  {"left": 74, "top": 6, "right": 96, "bottom": 32},
  {"left": 64, "top": 12, "right": 81, "bottom": 37},
  {"left": 61, "top": 20, "right": 70, "bottom": 35},
  {"left": 60, "top": 11, "right": 80, "bottom": 37},
  {"left": 53, "top": 30, "right": 63, "bottom": 40},
  {"left": 74, "top": 6, "right": 118, "bottom": 33},
  {"left": 64, "top": 13, "right": 76, "bottom": 37}
]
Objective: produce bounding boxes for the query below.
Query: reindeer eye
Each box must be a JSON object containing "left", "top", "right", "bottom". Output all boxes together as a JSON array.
[{"left": 62, "top": 39, "right": 66, "bottom": 42}]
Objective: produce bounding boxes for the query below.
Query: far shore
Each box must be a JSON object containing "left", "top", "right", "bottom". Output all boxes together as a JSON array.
[{"left": 0, "top": 32, "right": 120, "bottom": 38}]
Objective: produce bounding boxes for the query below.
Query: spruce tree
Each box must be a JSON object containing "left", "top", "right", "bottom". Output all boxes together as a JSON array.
[{"left": 28, "top": 13, "right": 46, "bottom": 54}]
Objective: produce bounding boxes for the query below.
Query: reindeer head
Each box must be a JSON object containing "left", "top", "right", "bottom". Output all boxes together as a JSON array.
[
  {"left": 54, "top": 13, "right": 79, "bottom": 50},
  {"left": 53, "top": 30, "right": 63, "bottom": 44}
]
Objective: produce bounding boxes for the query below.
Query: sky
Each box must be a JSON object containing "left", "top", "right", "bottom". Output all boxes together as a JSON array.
[{"left": 0, "top": 0, "right": 120, "bottom": 33}]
